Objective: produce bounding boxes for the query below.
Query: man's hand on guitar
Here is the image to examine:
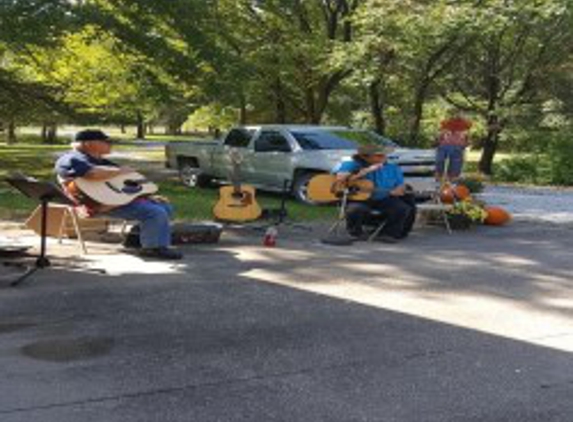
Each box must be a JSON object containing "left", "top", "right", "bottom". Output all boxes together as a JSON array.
[
  {"left": 365, "top": 163, "right": 384, "bottom": 173},
  {"left": 349, "top": 163, "right": 383, "bottom": 181},
  {"left": 389, "top": 185, "right": 406, "bottom": 197}
]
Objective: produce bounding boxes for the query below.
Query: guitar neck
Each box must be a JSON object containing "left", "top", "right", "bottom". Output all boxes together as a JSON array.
[
  {"left": 229, "top": 152, "right": 244, "bottom": 192},
  {"left": 231, "top": 163, "right": 241, "bottom": 193}
]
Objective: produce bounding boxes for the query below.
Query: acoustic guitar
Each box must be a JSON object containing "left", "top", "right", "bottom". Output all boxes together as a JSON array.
[
  {"left": 213, "top": 150, "right": 262, "bottom": 222},
  {"left": 69, "top": 168, "right": 158, "bottom": 206},
  {"left": 307, "top": 174, "right": 374, "bottom": 203}
]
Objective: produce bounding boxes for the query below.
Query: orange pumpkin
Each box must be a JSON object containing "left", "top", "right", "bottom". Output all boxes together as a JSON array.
[
  {"left": 440, "top": 184, "right": 471, "bottom": 203},
  {"left": 484, "top": 206, "right": 511, "bottom": 225},
  {"left": 440, "top": 186, "right": 456, "bottom": 203},
  {"left": 453, "top": 184, "right": 471, "bottom": 200}
]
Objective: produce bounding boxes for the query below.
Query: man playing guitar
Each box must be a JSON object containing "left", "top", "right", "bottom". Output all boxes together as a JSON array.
[
  {"left": 55, "top": 129, "right": 182, "bottom": 260},
  {"left": 333, "top": 144, "right": 416, "bottom": 243}
]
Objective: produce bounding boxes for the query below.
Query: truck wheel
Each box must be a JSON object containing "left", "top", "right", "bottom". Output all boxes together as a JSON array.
[
  {"left": 178, "top": 160, "right": 211, "bottom": 188},
  {"left": 293, "top": 172, "right": 322, "bottom": 204}
]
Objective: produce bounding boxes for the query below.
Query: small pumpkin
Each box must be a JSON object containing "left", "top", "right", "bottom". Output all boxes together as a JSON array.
[
  {"left": 453, "top": 184, "right": 471, "bottom": 200},
  {"left": 440, "top": 186, "right": 456, "bottom": 204},
  {"left": 484, "top": 206, "right": 511, "bottom": 226},
  {"left": 440, "top": 184, "right": 472, "bottom": 203}
]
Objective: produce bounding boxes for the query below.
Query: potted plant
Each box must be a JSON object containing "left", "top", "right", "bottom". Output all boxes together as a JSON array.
[{"left": 446, "top": 200, "right": 488, "bottom": 230}]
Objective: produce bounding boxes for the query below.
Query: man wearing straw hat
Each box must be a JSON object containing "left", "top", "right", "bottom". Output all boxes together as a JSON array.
[{"left": 333, "top": 144, "right": 416, "bottom": 243}]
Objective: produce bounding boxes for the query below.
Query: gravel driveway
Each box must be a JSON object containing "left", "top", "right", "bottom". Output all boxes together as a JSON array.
[{"left": 478, "top": 185, "right": 573, "bottom": 225}]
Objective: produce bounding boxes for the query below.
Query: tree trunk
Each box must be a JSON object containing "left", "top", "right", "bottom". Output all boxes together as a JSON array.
[
  {"left": 47, "top": 124, "right": 57, "bottom": 144},
  {"left": 42, "top": 123, "right": 57, "bottom": 144},
  {"left": 136, "top": 112, "right": 146, "bottom": 139},
  {"left": 479, "top": 133, "right": 498, "bottom": 175},
  {"left": 409, "top": 79, "right": 430, "bottom": 146},
  {"left": 274, "top": 77, "right": 287, "bottom": 124},
  {"left": 41, "top": 124, "right": 48, "bottom": 142},
  {"left": 238, "top": 107, "right": 247, "bottom": 125},
  {"left": 305, "top": 88, "right": 316, "bottom": 124},
  {"left": 120, "top": 124, "right": 126, "bottom": 134},
  {"left": 166, "top": 123, "right": 182, "bottom": 135},
  {"left": 7, "top": 120, "right": 16, "bottom": 144},
  {"left": 478, "top": 114, "right": 502, "bottom": 175},
  {"left": 369, "top": 80, "right": 386, "bottom": 135},
  {"left": 238, "top": 91, "right": 247, "bottom": 125}
]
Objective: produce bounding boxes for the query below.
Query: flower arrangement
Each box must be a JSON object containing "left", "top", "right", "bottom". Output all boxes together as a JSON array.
[{"left": 446, "top": 199, "right": 488, "bottom": 229}]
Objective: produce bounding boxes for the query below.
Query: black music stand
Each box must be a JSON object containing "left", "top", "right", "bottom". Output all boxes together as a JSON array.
[{"left": 4, "top": 175, "right": 95, "bottom": 286}]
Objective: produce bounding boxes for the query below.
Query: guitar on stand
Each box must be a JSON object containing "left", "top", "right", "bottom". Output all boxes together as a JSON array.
[{"left": 213, "top": 149, "right": 262, "bottom": 222}]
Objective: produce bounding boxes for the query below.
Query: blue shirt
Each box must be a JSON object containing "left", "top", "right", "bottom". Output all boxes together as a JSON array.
[
  {"left": 54, "top": 150, "right": 117, "bottom": 180},
  {"left": 333, "top": 160, "right": 404, "bottom": 200}
]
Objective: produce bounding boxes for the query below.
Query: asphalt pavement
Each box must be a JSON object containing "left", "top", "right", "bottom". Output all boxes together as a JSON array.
[{"left": 1, "top": 221, "right": 572, "bottom": 421}]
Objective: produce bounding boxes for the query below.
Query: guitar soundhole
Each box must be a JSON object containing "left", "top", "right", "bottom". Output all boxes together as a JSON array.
[
  {"left": 230, "top": 191, "right": 253, "bottom": 206},
  {"left": 122, "top": 180, "right": 143, "bottom": 194},
  {"left": 124, "top": 179, "right": 139, "bottom": 187}
]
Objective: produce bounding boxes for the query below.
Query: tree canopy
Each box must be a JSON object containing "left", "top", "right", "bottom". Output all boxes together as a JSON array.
[{"left": 0, "top": 0, "right": 572, "bottom": 172}]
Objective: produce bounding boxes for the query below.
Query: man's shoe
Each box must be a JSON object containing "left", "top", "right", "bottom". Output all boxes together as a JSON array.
[
  {"left": 378, "top": 235, "right": 399, "bottom": 244},
  {"left": 348, "top": 230, "right": 368, "bottom": 241},
  {"left": 139, "top": 247, "right": 183, "bottom": 260}
]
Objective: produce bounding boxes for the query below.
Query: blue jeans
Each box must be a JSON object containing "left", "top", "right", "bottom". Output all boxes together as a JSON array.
[
  {"left": 436, "top": 145, "right": 465, "bottom": 178},
  {"left": 104, "top": 199, "right": 173, "bottom": 248}
]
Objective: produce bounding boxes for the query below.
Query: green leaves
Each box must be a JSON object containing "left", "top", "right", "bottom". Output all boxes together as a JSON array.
[{"left": 0, "top": 0, "right": 571, "bottom": 166}]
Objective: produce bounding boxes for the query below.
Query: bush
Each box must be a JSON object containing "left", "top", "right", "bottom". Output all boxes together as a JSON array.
[
  {"left": 546, "top": 134, "right": 573, "bottom": 185},
  {"left": 494, "top": 131, "right": 573, "bottom": 186},
  {"left": 496, "top": 156, "right": 540, "bottom": 184}
]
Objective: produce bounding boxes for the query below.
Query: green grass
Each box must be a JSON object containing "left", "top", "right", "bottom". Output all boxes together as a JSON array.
[
  {"left": 463, "top": 149, "right": 524, "bottom": 178},
  {"left": 160, "top": 181, "right": 337, "bottom": 222},
  {"left": 0, "top": 143, "right": 69, "bottom": 219},
  {"left": 0, "top": 142, "right": 337, "bottom": 222}
]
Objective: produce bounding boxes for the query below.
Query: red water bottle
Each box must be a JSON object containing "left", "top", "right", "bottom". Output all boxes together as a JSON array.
[{"left": 263, "top": 226, "right": 278, "bottom": 247}]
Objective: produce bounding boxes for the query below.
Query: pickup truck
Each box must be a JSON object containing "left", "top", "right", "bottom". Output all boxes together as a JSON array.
[{"left": 165, "top": 125, "right": 436, "bottom": 203}]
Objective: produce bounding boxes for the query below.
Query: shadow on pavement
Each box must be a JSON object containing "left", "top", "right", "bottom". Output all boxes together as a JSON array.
[{"left": 0, "top": 228, "right": 572, "bottom": 421}]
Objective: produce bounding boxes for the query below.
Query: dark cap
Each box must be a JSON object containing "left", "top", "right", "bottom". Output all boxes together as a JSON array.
[{"left": 75, "top": 129, "right": 112, "bottom": 143}]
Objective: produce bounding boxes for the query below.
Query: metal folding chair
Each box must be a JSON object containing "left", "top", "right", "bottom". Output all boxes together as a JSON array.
[{"left": 415, "top": 180, "right": 452, "bottom": 234}]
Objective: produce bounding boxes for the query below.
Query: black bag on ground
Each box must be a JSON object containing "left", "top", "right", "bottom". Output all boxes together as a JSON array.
[{"left": 122, "top": 225, "right": 141, "bottom": 249}]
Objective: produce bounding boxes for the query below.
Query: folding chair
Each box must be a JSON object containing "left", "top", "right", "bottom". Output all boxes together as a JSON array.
[
  {"left": 415, "top": 180, "right": 452, "bottom": 234},
  {"left": 364, "top": 209, "right": 388, "bottom": 241},
  {"left": 25, "top": 203, "right": 129, "bottom": 254},
  {"left": 327, "top": 188, "right": 388, "bottom": 243}
]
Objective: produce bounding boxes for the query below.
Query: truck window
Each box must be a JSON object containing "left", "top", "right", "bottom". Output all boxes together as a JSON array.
[
  {"left": 255, "top": 131, "right": 292, "bottom": 153},
  {"left": 224, "top": 128, "right": 253, "bottom": 148},
  {"left": 291, "top": 129, "right": 398, "bottom": 150}
]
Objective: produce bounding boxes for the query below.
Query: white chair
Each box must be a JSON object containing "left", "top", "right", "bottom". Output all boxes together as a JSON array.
[{"left": 415, "top": 181, "right": 452, "bottom": 234}]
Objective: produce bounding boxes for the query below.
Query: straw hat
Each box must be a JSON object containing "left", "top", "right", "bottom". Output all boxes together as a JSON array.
[{"left": 356, "top": 144, "right": 395, "bottom": 156}]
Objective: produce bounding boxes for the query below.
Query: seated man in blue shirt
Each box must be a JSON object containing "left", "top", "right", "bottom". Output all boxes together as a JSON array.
[
  {"left": 55, "top": 129, "right": 182, "bottom": 260},
  {"left": 333, "top": 145, "right": 416, "bottom": 242}
]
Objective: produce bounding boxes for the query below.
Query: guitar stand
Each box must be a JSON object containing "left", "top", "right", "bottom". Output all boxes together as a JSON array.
[
  {"left": 4, "top": 176, "right": 106, "bottom": 287},
  {"left": 321, "top": 188, "right": 354, "bottom": 246}
]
